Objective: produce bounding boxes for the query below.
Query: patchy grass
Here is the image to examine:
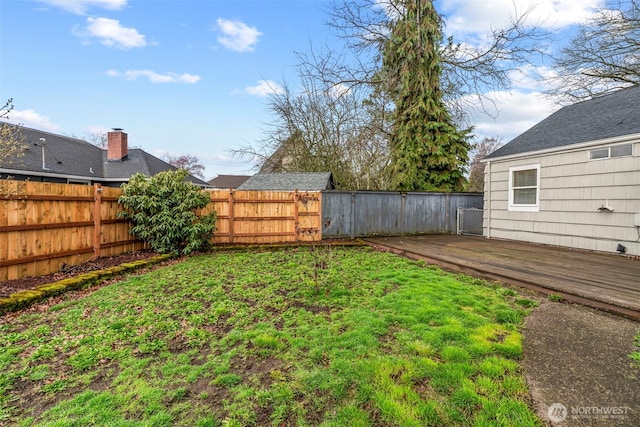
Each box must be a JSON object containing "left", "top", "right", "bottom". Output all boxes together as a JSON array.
[
  {"left": 0, "top": 246, "right": 541, "bottom": 426},
  {"left": 630, "top": 333, "right": 640, "bottom": 367},
  {"left": 547, "top": 294, "right": 562, "bottom": 302}
]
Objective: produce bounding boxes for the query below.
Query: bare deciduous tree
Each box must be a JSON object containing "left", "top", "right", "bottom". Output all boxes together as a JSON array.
[
  {"left": 466, "top": 137, "right": 503, "bottom": 193},
  {"left": 162, "top": 153, "right": 206, "bottom": 179},
  {"left": 0, "top": 99, "right": 27, "bottom": 168},
  {"left": 84, "top": 131, "right": 108, "bottom": 149},
  {"left": 237, "top": 1, "right": 548, "bottom": 190},
  {"left": 232, "top": 58, "right": 393, "bottom": 190},
  {"left": 546, "top": 0, "right": 640, "bottom": 103}
]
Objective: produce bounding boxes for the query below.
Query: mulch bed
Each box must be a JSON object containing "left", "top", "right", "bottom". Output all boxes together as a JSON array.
[
  {"left": 0, "top": 241, "right": 365, "bottom": 300},
  {"left": 0, "top": 251, "right": 159, "bottom": 299}
]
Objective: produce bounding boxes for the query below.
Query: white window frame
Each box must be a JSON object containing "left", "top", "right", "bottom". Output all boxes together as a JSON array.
[
  {"left": 508, "top": 164, "right": 540, "bottom": 212},
  {"left": 588, "top": 143, "right": 633, "bottom": 160}
]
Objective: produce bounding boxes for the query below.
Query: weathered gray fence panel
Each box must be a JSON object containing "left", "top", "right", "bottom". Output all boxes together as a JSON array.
[
  {"left": 321, "top": 192, "right": 354, "bottom": 238},
  {"left": 322, "top": 191, "right": 483, "bottom": 238}
]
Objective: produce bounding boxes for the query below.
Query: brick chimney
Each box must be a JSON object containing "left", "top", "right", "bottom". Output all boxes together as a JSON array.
[{"left": 107, "top": 128, "right": 128, "bottom": 161}]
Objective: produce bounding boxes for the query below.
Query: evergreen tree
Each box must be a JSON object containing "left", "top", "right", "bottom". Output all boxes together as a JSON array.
[{"left": 383, "top": 0, "right": 470, "bottom": 191}]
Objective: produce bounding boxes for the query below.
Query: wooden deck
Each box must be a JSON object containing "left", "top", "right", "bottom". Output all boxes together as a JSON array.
[{"left": 365, "top": 235, "right": 640, "bottom": 320}]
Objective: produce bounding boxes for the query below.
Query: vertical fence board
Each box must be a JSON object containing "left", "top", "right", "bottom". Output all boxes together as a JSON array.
[
  {"left": 1, "top": 182, "right": 323, "bottom": 282},
  {"left": 321, "top": 191, "right": 483, "bottom": 238}
]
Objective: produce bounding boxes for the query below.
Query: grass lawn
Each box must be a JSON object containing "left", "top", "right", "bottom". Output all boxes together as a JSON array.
[{"left": 0, "top": 246, "right": 542, "bottom": 426}]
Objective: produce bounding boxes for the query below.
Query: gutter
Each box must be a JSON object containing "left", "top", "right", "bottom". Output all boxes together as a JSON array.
[
  {"left": 1, "top": 168, "right": 210, "bottom": 188},
  {"left": 481, "top": 133, "right": 640, "bottom": 163},
  {"left": 0, "top": 168, "right": 104, "bottom": 182}
]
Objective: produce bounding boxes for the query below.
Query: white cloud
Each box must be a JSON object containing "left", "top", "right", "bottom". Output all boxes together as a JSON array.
[
  {"left": 76, "top": 17, "right": 146, "bottom": 49},
  {"left": 440, "top": 0, "right": 603, "bottom": 34},
  {"left": 83, "top": 124, "right": 111, "bottom": 135},
  {"left": 4, "top": 109, "right": 62, "bottom": 133},
  {"left": 506, "top": 64, "right": 559, "bottom": 91},
  {"left": 107, "top": 69, "right": 201, "bottom": 84},
  {"left": 327, "top": 83, "right": 351, "bottom": 98},
  {"left": 216, "top": 18, "right": 262, "bottom": 52},
  {"left": 465, "top": 90, "right": 559, "bottom": 142},
  {"left": 243, "top": 80, "right": 284, "bottom": 96},
  {"left": 38, "top": 0, "right": 127, "bottom": 15}
]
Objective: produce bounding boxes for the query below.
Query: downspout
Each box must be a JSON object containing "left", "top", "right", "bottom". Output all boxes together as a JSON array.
[{"left": 486, "top": 161, "right": 491, "bottom": 239}]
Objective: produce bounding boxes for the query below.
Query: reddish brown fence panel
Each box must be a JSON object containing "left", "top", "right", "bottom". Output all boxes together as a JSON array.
[
  {"left": 1, "top": 181, "right": 322, "bottom": 282},
  {"left": 0, "top": 180, "right": 143, "bottom": 282},
  {"left": 205, "top": 189, "right": 322, "bottom": 244}
]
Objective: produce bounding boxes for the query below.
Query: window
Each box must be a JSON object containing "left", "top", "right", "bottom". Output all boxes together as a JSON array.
[
  {"left": 589, "top": 143, "right": 633, "bottom": 160},
  {"left": 508, "top": 164, "right": 540, "bottom": 212},
  {"left": 610, "top": 144, "right": 632, "bottom": 157},
  {"left": 589, "top": 148, "right": 609, "bottom": 160}
]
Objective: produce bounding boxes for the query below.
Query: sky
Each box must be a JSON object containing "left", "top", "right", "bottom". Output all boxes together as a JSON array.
[{"left": 0, "top": 0, "right": 605, "bottom": 181}]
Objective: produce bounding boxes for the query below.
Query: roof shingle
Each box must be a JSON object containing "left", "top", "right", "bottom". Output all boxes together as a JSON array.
[
  {"left": 486, "top": 85, "right": 640, "bottom": 159},
  {"left": 0, "top": 122, "right": 208, "bottom": 186},
  {"left": 236, "top": 172, "right": 334, "bottom": 191}
]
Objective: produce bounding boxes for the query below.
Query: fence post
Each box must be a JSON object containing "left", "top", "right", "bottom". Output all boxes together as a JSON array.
[
  {"left": 350, "top": 192, "right": 356, "bottom": 239},
  {"left": 400, "top": 192, "right": 406, "bottom": 235},
  {"left": 317, "top": 192, "right": 323, "bottom": 241},
  {"left": 293, "top": 189, "right": 299, "bottom": 242},
  {"left": 93, "top": 183, "right": 102, "bottom": 258},
  {"left": 228, "top": 190, "right": 234, "bottom": 244}
]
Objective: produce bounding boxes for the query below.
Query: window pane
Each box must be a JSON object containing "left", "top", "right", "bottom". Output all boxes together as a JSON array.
[
  {"left": 590, "top": 148, "right": 609, "bottom": 159},
  {"left": 514, "top": 188, "right": 536, "bottom": 204},
  {"left": 611, "top": 144, "right": 632, "bottom": 157},
  {"left": 513, "top": 169, "right": 537, "bottom": 187}
]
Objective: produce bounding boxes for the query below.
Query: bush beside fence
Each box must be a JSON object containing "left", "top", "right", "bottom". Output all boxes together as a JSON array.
[
  {"left": 1, "top": 179, "right": 481, "bottom": 283},
  {"left": 0, "top": 180, "right": 322, "bottom": 282}
]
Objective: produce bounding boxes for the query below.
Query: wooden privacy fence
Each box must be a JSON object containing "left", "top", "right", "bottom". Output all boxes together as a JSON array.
[
  {"left": 0, "top": 180, "right": 322, "bottom": 282},
  {"left": 203, "top": 190, "right": 321, "bottom": 244},
  {"left": 321, "top": 191, "right": 484, "bottom": 238},
  {"left": 0, "top": 180, "right": 143, "bottom": 281}
]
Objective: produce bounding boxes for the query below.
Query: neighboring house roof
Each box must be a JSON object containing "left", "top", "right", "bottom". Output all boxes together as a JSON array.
[
  {"left": 259, "top": 143, "right": 291, "bottom": 173},
  {"left": 207, "top": 174, "right": 251, "bottom": 189},
  {"left": 486, "top": 85, "right": 640, "bottom": 159},
  {"left": 237, "top": 172, "right": 335, "bottom": 191},
  {"left": 0, "top": 122, "right": 209, "bottom": 186}
]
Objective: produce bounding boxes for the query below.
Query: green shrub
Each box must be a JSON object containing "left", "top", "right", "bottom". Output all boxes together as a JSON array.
[{"left": 118, "top": 170, "right": 216, "bottom": 254}]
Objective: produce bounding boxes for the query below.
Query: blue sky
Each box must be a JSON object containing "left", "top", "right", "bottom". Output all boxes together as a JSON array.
[{"left": 1, "top": 0, "right": 604, "bottom": 180}]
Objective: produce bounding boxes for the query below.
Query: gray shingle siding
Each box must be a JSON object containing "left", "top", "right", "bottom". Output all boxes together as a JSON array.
[{"left": 486, "top": 85, "right": 640, "bottom": 159}]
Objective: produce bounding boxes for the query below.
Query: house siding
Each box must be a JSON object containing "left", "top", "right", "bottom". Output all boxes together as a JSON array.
[{"left": 483, "top": 141, "right": 640, "bottom": 256}]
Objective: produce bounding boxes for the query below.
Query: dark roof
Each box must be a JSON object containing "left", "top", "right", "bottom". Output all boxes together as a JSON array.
[
  {"left": 486, "top": 85, "right": 640, "bottom": 159},
  {"left": 236, "top": 172, "right": 334, "bottom": 191},
  {"left": 207, "top": 174, "right": 251, "bottom": 189},
  {"left": 0, "top": 122, "right": 208, "bottom": 186}
]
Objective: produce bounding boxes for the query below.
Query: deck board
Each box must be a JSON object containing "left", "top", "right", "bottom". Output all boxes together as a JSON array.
[{"left": 365, "top": 235, "right": 640, "bottom": 316}]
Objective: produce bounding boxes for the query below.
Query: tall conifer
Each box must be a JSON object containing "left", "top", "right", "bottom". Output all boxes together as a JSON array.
[{"left": 383, "top": 0, "right": 470, "bottom": 191}]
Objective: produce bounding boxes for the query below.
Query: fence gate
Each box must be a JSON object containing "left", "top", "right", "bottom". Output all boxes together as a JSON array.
[{"left": 457, "top": 208, "right": 483, "bottom": 236}]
